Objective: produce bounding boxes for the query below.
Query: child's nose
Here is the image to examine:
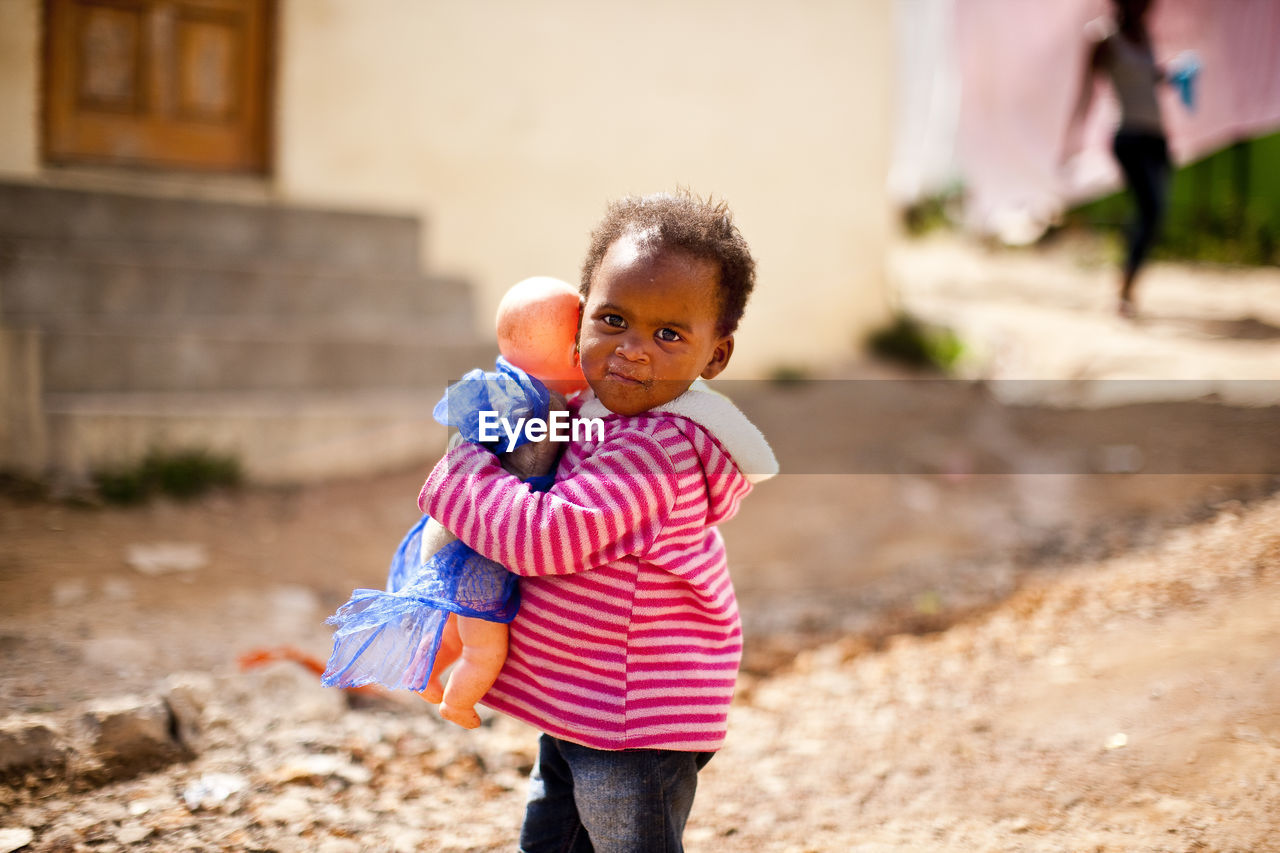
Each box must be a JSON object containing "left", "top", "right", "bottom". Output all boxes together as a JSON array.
[{"left": 614, "top": 334, "right": 649, "bottom": 362}]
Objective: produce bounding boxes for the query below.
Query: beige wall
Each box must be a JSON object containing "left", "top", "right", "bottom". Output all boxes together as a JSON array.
[
  {"left": 277, "top": 0, "right": 895, "bottom": 376},
  {"left": 0, "top": 0, "right": 40, "bottom": 177},
  {"left": 0, "top": 0, "right": 894, "bottom": 376}
]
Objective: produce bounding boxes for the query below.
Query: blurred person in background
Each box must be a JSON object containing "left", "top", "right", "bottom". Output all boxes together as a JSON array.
[{"left": 1065, "top": 0, "right": 1181, "bottom": 319}]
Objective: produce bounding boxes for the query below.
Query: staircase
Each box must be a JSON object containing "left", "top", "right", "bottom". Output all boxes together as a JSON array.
[{"left": 0, "top": 182, "right": 494, "bottom": 484}]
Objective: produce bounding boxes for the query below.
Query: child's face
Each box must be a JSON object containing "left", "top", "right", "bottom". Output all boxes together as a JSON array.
[{"left": 578, "top": 235, "right": 733, "bottom": 416}]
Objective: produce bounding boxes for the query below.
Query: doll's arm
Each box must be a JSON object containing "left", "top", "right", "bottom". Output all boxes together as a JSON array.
[
  {"left": 419, "top": 391, "right": 567, "bottom": 562},
  {"left": 496, "top": 392, "right": 568, "bottom": 481}
]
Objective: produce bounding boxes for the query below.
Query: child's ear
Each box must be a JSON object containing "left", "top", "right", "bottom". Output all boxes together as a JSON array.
[{"left": 700, "top": 335, "right": 734, "bottom": 380}]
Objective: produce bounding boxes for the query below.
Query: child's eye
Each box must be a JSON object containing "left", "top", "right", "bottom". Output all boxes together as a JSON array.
[
  {"left": 656, "top": 328, "right": 682, "bottom": 343},
  {"left": 600, "top": 314, "right": 625, "bottom": 328}
]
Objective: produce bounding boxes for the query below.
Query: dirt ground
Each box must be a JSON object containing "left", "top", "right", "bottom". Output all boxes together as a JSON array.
[{"left": 2, "top": 236, "right": 1280, "bottom": 852}]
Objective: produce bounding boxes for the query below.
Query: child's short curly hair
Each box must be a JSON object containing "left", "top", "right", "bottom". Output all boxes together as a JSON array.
[{"left": 580, "top": 191, "right": 756, "bottom": 336}]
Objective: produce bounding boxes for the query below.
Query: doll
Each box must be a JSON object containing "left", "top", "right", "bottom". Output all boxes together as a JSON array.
[{"left": 323, "top": 276, "right": 586, "bottom": 728}]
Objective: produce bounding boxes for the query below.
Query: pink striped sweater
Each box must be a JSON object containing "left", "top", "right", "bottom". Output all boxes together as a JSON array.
[{"left": 418, "top": 384, "right": 776, "bottom": 751}]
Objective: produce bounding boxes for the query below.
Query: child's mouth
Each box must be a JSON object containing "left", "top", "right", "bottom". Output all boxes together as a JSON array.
[{"left": 605, "top": 368, "right": 646, "bottom": 386}]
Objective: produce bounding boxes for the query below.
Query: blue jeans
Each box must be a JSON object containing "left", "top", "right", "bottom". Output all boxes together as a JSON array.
[{"left": 518, "top": 734, "right": 714, "bottom": 853}]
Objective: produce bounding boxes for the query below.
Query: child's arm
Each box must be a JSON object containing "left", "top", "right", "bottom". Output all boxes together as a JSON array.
[
  {"left": 418, "top": 430, "right": 679, "bottom": 577},
  {"left": 1061, "top": 36, "right": 1105, "bottom": 167}
]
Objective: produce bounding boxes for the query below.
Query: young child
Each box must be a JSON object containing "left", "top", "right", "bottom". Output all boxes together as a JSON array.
[
  {"left": 1063, "top": 0, "right": 1196, "bottom": 318},
  {"left": 418, "top": 191, "right": 777, "bottom": 850}
]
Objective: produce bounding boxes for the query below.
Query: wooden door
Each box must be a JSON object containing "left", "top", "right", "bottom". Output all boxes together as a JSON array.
[{"left": 43, "top": 0, "right": 273, "bottom": 173}]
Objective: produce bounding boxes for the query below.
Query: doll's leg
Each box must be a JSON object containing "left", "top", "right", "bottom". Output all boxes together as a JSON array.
[
  {"left": 439, "top": 616, "right": 509, "bottom": 729},
  {"left": 419, "top": 613, "right": 463, "bottom": 704}
]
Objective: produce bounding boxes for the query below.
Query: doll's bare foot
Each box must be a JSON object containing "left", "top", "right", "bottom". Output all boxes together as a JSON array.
[
  {"left": 439, "top": 703, "right": 482, "bottom": 729},
  {"left": 418, "top": 677, "right": 444, "bottom": 704}
]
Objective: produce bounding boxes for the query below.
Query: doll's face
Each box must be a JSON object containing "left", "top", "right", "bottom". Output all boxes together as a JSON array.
[{"left": 577, "top": 235, "right": 733, "bottom": 416}]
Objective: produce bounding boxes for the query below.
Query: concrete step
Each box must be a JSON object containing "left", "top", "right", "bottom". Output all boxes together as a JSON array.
[
  {"left": 0, "top": 247, "right": 473, "bottom": 328},
  {"left": 0, "top": 182, "right": 496, "bottom": 485},
  {"left": 0, "top": 182, "right": 423, "bottom": 274},
  {"left": 44, "top": 389, "right": 456, "bottom": 484},
  {"left": 41, "top": 322, "right": 497, "bottom": 393}
]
